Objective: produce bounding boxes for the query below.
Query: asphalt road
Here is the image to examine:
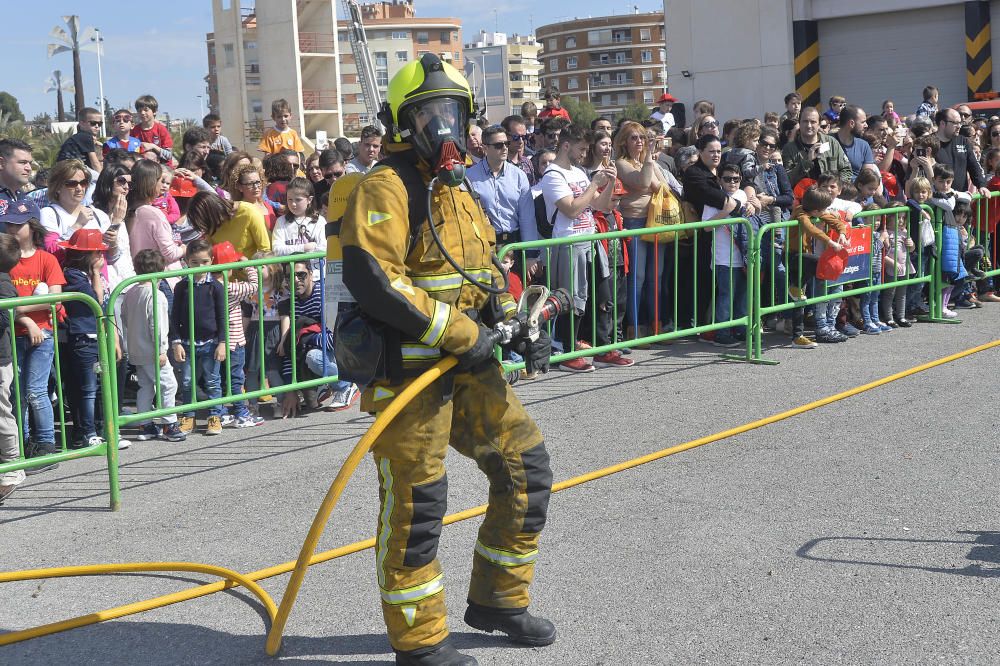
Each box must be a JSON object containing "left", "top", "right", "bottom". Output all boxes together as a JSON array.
[{"left": 3, "top": 308, "right": 1000, "bottom": 665}]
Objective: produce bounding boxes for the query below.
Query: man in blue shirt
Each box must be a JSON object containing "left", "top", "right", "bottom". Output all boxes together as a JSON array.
[
  {"left": 835, "top": 105, "right": 876, "bottom": 180},
  {"left": 467, "top": 125, "right": 540, "bottom": 277},
  {"left": 0, "top": 139, "right": 33, "bottom": 206}
]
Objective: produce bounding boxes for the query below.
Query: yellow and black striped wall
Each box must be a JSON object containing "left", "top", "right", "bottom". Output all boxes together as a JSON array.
[
  {"left": 792, "top": 20, "right": 820, "bottom": 108},
  {"left": 966, "top": 1, "right": 993, "bottom": 99}
]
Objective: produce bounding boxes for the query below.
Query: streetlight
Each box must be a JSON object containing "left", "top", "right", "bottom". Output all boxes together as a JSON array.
[
  {"left": 84, "top": 28, "right": 106, "bottom": 136},
  {"left": 197, "top": 95, "right": 205, "bottom": 119},
  {"left": 480, "top": 50, "right": 491, "bottom": 119}
]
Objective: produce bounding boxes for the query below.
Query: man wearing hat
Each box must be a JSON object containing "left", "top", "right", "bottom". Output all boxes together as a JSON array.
[{"left": 650, "top": 93, "right": 676, "bottom": 129}]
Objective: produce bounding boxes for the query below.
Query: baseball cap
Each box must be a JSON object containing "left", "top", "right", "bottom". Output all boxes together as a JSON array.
[
  {"left": 0, "top": 199, "right": 40, "bottom": 225},
  {"left": 58, "top": 228, "right": 108, "bottom": 252}
]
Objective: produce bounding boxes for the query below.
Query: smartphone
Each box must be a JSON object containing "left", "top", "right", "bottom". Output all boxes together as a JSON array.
[
  {"left": 915, "top": 147, "right": 927, "bottom": 158},
  {"left": 895, "top": 126, "right": 907, "bottom": 141},
  {"left": 663, "top": 137, "right": 672, "bottom": 148},
  {"left": 108, "top": 223, "right": 122, "bottom": 231}
]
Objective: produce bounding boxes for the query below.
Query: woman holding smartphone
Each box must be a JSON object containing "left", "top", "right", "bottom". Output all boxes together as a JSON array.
[{"left": 92, "top": 164, "right": 136, "bottom": 291}]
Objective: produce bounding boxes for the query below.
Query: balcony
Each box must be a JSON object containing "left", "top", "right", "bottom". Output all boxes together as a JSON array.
[
  {"left": 245, "top": 63, "right": 260, "bottom": 74},
  {"left": 590, "top": 56, "right": 633, "bottom": 66},
  {"left": 589, "top": 78, "right": 633, "bottom": 89},
  {"left": 302, "top": 89, "right": 339, "bottom": 111},
  {"left": 299, "top": 32, "right": 336, "bottom": 54}
]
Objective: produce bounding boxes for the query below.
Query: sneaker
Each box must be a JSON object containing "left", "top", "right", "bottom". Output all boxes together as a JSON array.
[
  {"left": 86, "top": 435, "right": 106, "bottom": 449},
  {"left": 711, "top": 335, "right": 741, "bottom": 348},
  {"left": 788, "top": 287, "right": 806, "bottom": 302},
  {"left": 943, "top": 308, "right": 958, "bottom": 319},
  {"left": 205, "top": 416, "right": 223, "bottom": 436},
  {"left": 897, "top": 318, "right": 913, "bottom": 328},
  {"left": 316, "top": 386, "right": 336, "bottom": 408},
  {"left": 886, "top": 320, "right": 899, "bottom": 328},
  {"left": 329, "top": 384, "right": 360, "bottom": 412},
  {"left": 558, "top": 357, "right": 595, "bottom": 373},
  {"left": 815, "top": 329, "right": 841, "bottom": 343},
  {"left": 862, "top": 324, "right": 881, "bottom": 335},
  {"left": 115, "top": 437, "right": 131, "bottom": 451},
  {"left": 593, "top": 351, "right": 635, "bottom": 367},
  {"left": 574, "top": 340, "right": 593, "bottom": 351},
  {"left": 219, "top": 414, "right": 236, "bottom": 427},
  {"left": 910, "top": 305, "right": 930, "bottom": 316},
  {"left": 877, "top": 322, "right": 893, "bottom": 332},
  {"left": 178, "top": 416, "right": 195, "bottom": 434},
  {"left": 955, "top": 299, "right": 975, "bottom": 309},
  {"left": 235, "top": 415, "right": 265, "bottom": 428},
  {"left": 619, "top": 346, "right": 633, "bottom": 355},
  {"left": 136, "top": 424, "right": 160, "bottom": 441},
  {"left": 161, "top": 422, "right": 187, "bottom": 442},
  {"left": 792, "top": 335, "right": 818, "bottom": 349},
  {"left": 520, "top": 369, "right": 538, "bottom": 380},
  {"left": 837, "top": 322, "right": 860, "bottom": 337}
]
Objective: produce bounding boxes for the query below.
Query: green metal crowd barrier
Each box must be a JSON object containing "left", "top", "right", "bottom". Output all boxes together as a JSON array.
[
  {"left": 0, "top": 292, "right": 121, "bottom": 510},
  {"left": 497, "top": 218, "right": 758, "bottom": 369},
  {"left": 103, "top": 252, "right": 336, "bottom": 434}
]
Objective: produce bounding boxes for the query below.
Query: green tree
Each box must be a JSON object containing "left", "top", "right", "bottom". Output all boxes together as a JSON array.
[
  {"left": 620, "top": 102, "right": 650, "bottom": 123},
  {"left": 0, "top": 92, "right": 24, "bottom": 122},
  {"left": 561, "top": 96, "right": 598, "bottom": 128}
]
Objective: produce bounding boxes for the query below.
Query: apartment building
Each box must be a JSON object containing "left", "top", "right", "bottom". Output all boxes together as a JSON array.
[
  {"left": 536, "top": 12, "right": 667, "bottom": 118},
  {"left": 208, "top": 0, "right": 461, "bottom": 151},
  {"left": 463, "top": 31, "right": 544, "bottom": 125}
]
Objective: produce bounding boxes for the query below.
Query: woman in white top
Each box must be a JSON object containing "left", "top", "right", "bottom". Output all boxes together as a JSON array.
[
  {"left": 270, "top": 177, "right": 327, "bottom": 278},
  {"left": 40, "top": 159, "right": 107, "bottom": 242}
]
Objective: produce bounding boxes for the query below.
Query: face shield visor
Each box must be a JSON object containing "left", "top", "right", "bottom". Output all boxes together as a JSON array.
[{"left": 400, "top": 97, "right": 469, "bottom": 166}]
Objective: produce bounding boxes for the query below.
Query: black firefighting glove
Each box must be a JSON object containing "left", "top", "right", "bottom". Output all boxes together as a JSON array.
[
  {"left": 512, "top": 329, "right": 552, "bottom": 375},
  {"left": 456, "top": 324, "right": 497, "bottom": 371}
]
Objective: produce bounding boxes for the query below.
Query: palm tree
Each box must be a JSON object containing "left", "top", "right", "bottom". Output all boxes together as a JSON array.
[
  {"left": 48, "top": 16, "right": 86, "bottom": 117},
  {"left": 0, "top": 111, "right": 31, "bottom": 144},
  {"left": 45, "top": 70, "right": 74, "bottom": 122}
]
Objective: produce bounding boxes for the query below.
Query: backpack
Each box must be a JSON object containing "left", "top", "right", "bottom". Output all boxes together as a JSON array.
[{"left": 534, "top": 193, "right": 554, "bottom": 239}]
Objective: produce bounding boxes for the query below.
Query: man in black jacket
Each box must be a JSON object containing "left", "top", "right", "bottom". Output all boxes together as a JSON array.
[{"left": 934, "top": 108, "right": 990, "bottom": 196}]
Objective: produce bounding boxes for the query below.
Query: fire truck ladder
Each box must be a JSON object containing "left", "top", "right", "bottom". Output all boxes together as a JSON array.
[{"left": 341, "top": 0, "right": 383, "bottom": 131}]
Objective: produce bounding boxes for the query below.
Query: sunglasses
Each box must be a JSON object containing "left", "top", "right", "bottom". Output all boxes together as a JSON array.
[
  {"left": 960, "top": 112, "right": 972, "bottom": 119},
  {"left": 700, "top": 121, "right": 719, "bottom": 128},
  {"left": 241, "top": 180, "right": 263, "bottom": 188},
  {"left": 819, "top": 123, "right": 829, "bottom": 129},
  {"left": 509, "top": 134, "right": 526, "bottom": 141},
  {"left": 114, "top": 176, "right": 131, "bottom": 187},
  {"left": 87, "top": 120, "right": 102, "bottom": 127},
  {"left": 487, "top": 141, "right": 511, "bottom": 149},
  {"left": 758, "top": 141, "right": 777, "bottom": 149},
  {"left": 992, "top": 131, "right": 1000, "bottom": 138},
  {"left": 63, "top": 179, "right": 89, "bottom": 189},
  {"left": 326, "top": 171, "right": 344, "bottom": 179},
  {"left": 114, "top": 115, "right": 132, "bottom": 122},
  {"left": 294, "top": 271, "right": 310, "bottom": 280},
  {"left": 721, "top": 176, "right": 741, "bottom": 183}
]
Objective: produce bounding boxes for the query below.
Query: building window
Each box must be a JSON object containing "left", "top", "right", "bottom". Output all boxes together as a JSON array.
[
  {"left": 567, "top": 77, "right": 579, "bottom": 90},
  {"left": 642, "top": 70, "right": 652, "bottom": 83},
  {"left": 659, "top": 49, "right": 666, "bottom": 61},
  {"left": 440, "top": 31, "right": 450, "bottom": 43},
  {"left": 567, "top": 56, "right": 577, "bottom": 69},
  {"left": 245, "top": 41, "right": 257, "bottom": 50},
  {"left": 375, "top": 51, "right": 389, "bottom": 87},
  {"left": 566, "top": 36, "right": 576, "bottom": 49},
  {"left": 391, "top": 31, "right": 408, "bottom": 39},
  {"left": 396, "top": 50, "right": 408, "bottom": 62},
  {"left": 549, "top": 58, "right": 558, "bottom": 72},
  {"left": 618, "top": 92, "right": 628, "bottom": 105},
  {"left": 223, "top": 43, "right": 234, "bottom": 67},
  {"left": 644, "top": 90, "right": 655, "bottom": 104},
  {"left": 251, "top": 99, "right": 263, "bottom": 113},
  {"left": 548, "top": 38, "right": 556, "bottom": 51},
  {"left": 640, "top": 28, "right": 651, "bottom": 42},
  {"left": 454, "top": 52, "right": 461, "bottom": 63},
  {"left": 641, "top": 50, "right": 652, "bottom": 63},
  {"left": 601, "top": 94, "right": 611, "bottom": 106},
  {"left": 417, "top": 32, "right": 429, "bottom": 44}
]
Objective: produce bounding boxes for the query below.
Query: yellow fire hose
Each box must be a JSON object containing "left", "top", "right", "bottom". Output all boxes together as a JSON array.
[{"left": 2, "top": 339, "right": 999, "bottom": 653}]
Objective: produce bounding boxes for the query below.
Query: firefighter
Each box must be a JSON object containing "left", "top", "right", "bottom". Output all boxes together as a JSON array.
[{"left": 338, "top": 53, "right": 556, "bottom": 666}]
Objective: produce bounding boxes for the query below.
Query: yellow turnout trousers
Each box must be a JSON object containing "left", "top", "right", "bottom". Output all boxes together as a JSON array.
[{"left": 365, "top": 362, "right": 551, "bottom": 652}]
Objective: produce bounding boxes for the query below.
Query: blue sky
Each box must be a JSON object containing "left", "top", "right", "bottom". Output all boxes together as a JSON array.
[{"left": 3, "top": 1, "right": 663, "bottom": 122}]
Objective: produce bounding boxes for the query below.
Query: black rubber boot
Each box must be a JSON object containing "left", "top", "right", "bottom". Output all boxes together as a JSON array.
[
  {"left": 395, "top": 640, "right": 478, "bottom": 666},
  {"left": 463, "top": 602, "right": 557, "bottom": 647}
]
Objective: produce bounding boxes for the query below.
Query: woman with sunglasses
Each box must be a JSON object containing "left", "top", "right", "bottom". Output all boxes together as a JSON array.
[
  {"left": 687, "top": 113, "right": 720, "bottom": 146},
  {"left": 39, "top": 160, "right": 109, "bottom": 250},
  {"left": 90, "top": 164, "right": 136, "bottom": 290}
]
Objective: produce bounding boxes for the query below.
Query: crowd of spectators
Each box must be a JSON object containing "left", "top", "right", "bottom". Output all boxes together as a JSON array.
[{"left": 1, "top": 82, "right": 999, "bottom": 503}]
